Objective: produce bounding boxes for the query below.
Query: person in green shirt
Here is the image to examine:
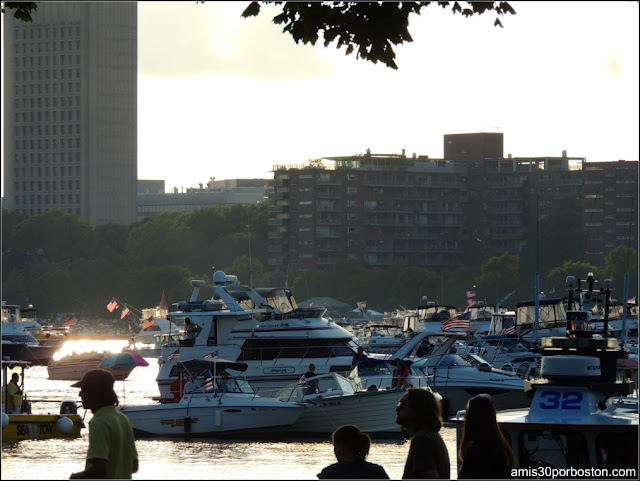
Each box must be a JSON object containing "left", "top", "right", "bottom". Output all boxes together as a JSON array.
[{"left": 69, "top": 369, "right": 139, "bottom": 479}]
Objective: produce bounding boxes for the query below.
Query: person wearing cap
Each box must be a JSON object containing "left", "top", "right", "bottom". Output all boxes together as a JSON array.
[{"left": 70, "top": 369, "right": 139, "bottom": 479}]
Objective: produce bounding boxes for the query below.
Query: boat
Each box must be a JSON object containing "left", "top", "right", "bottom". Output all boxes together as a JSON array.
[
  {"left": 123, "top": 332, "right": 183, "bottom": 357},
  {"left": 357, "top": 323, "right": 411, "bottom": 355},
  {"left": 155, "top": 271, "right": 362, "bottom": 401},
  {"left": 513, "top": 295, "right": 568, "bottom": 342},
  {"left": 461, "top": 301, "right": 499, "bottom": 334},
  {"left": 273, "top": 372, "right": 408, "bottom": 436},
  {"left": 457, "top": 333, "right": 542, "bottom": 374},
  {"left": 47, "top": 351, "right": 109, "bottom": 380},
  {"left": 347, "top": 358, "right": 431, "bottom": 390},
  {"left": 120, "top": 358, "right": 307, "bottom": 438},
  {"left": 390, "top": 331, "right": 533, "bottom": 417},
  {"left": 1, "top": 302, "right": 60, "bottom": 365},
  {"left": 453, "top": 336, "right": 638, "bottom": 475},
  {"left": 452, "top": 272, "right": 639, "bottom": 476},
  {"left": 1, "top": 360, "right": 85, "bottom": 442},
  {"left": 402, "top": 297, "right": 458, "bottom": 335}
]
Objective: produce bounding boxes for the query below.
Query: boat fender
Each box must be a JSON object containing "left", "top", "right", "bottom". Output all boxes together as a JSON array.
[
  {"left": 215, "top": 409, "right": 221, "bottom": 427},
  {"left": 56, "top": 416, "right": 74, "bottom": 434},
  {"left": 2, "top": 412, "right": 9, "bottom": 430}
]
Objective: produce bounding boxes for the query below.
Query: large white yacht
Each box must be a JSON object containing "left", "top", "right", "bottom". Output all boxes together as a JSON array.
[{"left": 155, "top": 271, "right": 361, "bottom": 401}]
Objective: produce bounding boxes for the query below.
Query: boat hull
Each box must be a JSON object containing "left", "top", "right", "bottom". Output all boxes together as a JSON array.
[
  {"left": 47, "top": 357, "right": 105, "bottom": 380},
  {"left": 288, "top": 388, "right": 405, "bottom": 436},
  {"left": 2, "top": 414, "right": 84, "bottom": 442},
  {"left": 120, "top": 395, "right": 306, "bottom": 438}
]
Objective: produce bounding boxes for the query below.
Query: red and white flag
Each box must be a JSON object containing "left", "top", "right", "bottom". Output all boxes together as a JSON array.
[{"left": 107, "top": 298, "right": 118, "bottom": 312}]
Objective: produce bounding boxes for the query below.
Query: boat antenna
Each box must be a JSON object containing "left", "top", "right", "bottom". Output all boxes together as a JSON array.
[{"left": 247, "top": 211, "right": 253, "bottom": 289}]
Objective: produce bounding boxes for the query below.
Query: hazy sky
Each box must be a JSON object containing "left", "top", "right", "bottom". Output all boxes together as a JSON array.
[{"left": 2, "top": 1, "right": 639, "bottom": 193}]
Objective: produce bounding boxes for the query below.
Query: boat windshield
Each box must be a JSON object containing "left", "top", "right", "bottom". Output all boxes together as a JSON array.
[{"left": 414, "top": 354, "right": 473, "bottom": 369}]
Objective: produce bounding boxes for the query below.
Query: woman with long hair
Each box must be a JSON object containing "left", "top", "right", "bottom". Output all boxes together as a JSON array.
[
  {"left": 395, "top": 388, "right": 450, "bottom": 479},
  {"left": 458, "top": 394, "right": 516, "bottom": 479}
]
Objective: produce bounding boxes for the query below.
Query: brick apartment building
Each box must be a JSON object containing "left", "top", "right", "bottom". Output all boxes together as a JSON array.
[{"left": 267, "top": 133, "right": 637, "bottom": 279}]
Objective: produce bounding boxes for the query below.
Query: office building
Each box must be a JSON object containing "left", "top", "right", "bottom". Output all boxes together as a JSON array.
[{"left": 3, "top": 2, "right": 137, "bottom": 226}]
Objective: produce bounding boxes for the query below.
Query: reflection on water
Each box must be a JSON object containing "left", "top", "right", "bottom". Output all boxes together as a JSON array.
[
  {"left": 52, "top": 339, "right": 130, "bottom": 361},
  {"left": 2, "top": 339, "right": 460, "bottom": 480}
]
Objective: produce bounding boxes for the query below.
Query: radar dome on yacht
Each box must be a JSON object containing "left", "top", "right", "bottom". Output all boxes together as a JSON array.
[
  {"left": 213, "top": 271, "right": 227, "bottom": 285},
  {"left": 541, "top": 355, "right": 601, "bottom": 380}
]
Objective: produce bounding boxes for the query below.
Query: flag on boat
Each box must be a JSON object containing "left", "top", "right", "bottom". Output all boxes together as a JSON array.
[
  {"left": 159, "top": 290, "right": 168, "bottom": 310},
  {"left": 501, "top": 317, "right": 516, "bottom": 335},
  {"left": 141, "top": 317, "right": 155, "bottom": 330},
  {"left": 65, "top": 316, "right": 76, "bottom": 327},
  {"left": 202, "top": 370, "right": 214, "bottom": 392},
  {"left": 298, "top": 373, "right": 306, "bottom": 384},
  {"left": 627, "top": 297, "right": 636, "bottom": 305},
  {"left": 466, "top": 290, "right": 477, "bottom": 307},
  {"left": 203, "top": 351, "right": 219, "bottom": 359},
  {"left": 441, "top": 311, "right": 470, "bottom": 331},
  {"left": 357, "top": 301, "right": 367, "bottom": 310},
  {"left": 121, "top": 305, "right": 131, "bottom": 320},
  {"left": 107, "top": 297, "right": 118, "bottom": 312},
  {"left": 167, "top": 349, "right": 180, "bottom": 361}
]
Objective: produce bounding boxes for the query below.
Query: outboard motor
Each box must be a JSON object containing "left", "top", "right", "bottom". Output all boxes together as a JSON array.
[{"left": 60, "top": 400, "right": 78, "bottom": 415}]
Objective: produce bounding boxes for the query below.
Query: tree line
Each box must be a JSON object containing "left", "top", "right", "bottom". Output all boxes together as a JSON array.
[{"left": 1, "top": 206, "right": 637, "bottom": 321}]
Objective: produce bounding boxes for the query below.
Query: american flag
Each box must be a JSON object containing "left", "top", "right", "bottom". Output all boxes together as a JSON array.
[
  {"left": 203, "top": 351, "right": 218, "bottom": 359},
  {"left": 501, "top": 317, "right": 516, "bottom": 335},
  {"left": 141, "top": 317, "right": 155, "bottom": 330},
  {"left": 466, "top": 290, "right": 476, "bottom": 299},
  {"left": 107, "top": 298, "right": 118, "bottom": 312},
  {"left": 121, "top": 305, "right": 131, "bottom": 320},
  {"left": 298, "top": 373, "right": 306, "bottom": 384},
  {"left": 202, "top": 370, "right": 214, "bottom": 392},
  {"left": 357, "top": 301, "right": 367, "bottom": 310},
  {"left": 167, "top": 349, "right": 180, "bottom": 361},
  {"left": 441, "top": 311, "right": 471, "bottom": 331}
]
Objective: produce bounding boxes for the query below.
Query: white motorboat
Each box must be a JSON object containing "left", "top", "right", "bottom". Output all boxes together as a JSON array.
[
  {"left": 358, "top": 323, "right": 411, "bottom": 355},
  {"left": 402, "top": 298, "right": 458, "bottom": 334},
  {"left": 47, "top": 351, "right": 108, "bottom": 380},
  {"left": 155, "top": 271, "right": 362, "bottom": 401},
  {"left": 2, "top": 360, "right": 85, "bottom": 442},
  {"left": 457, "top": 333, "right": 542, "bottom": 374},
  {"left": 120, "top": 359, "right": 307, "bottom": 438},
  {"left": 1, "top": 302, "right": 59, "bottom": 365},
  {"left": 390, "top": 331, "right": 533, "bottom": 417},
  {"left": 347, "top": 358, "right": 431, "bottom": 390},
  {"left": 273, "top": 372, "right": 407, "bottom": 436},
  {"left": 453, "top": 335, "right": 638, "bottom": 476},
  {"left": 514, "top": 296, "right": 568, "bottom": 342}
]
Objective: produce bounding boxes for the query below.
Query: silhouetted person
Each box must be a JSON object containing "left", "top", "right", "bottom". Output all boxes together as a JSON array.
[
  {"left": 70, "top": 369, "right": 139, "bottom": 479},
  {"left": 458, "top": 394, "right": 515, "bottom": 479},
  {"left": 395, "top": 388, "right": 450, "bottom": 479},
  {"left": 317, "top": 424, "right": 389, "bottom": 479}
]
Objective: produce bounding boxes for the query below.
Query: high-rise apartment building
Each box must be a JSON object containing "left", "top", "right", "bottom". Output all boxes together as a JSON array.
[
  {"left": 582, "top": 160, "right": 638, "bottom": 268},
  {"left": 268, "top": 133, "right": 635, "bottom": 279},
  {"left": 3, "top": 2, "right": 137, "bottom": 226}
]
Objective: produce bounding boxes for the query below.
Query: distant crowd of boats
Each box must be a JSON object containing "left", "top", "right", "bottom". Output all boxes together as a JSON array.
[{"left": 2, "top": 270, "right": 638, "bottom": 476}]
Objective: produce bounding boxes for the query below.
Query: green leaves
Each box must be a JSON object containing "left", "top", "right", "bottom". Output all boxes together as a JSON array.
[{"left": 240, "top": 1, "right": 515, "bottom": 69}]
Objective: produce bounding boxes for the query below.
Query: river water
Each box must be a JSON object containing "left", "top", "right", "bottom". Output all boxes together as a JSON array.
[{"left": 2, "top": 339, "right": 460, "bottom": 480}]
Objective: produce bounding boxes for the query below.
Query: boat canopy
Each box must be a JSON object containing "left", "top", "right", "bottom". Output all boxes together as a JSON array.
[{"left": 168, "top": 358, "right": 248, "bottom": 377}]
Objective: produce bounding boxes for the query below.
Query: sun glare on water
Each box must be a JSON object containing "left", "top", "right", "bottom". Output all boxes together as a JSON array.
[{"left": 53, "top": 339, "right": 130, "bottom": 360}]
